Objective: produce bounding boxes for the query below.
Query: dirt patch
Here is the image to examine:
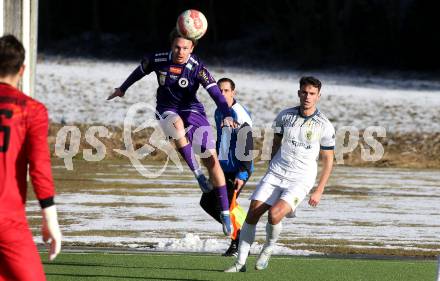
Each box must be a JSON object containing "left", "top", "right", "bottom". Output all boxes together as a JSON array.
[
  {"left": 337, "top": 131, "right": 440, "bottom": 169},
  {"left": 132, "top": 215, "right": 179, "bottom": 221},
  {"left": 275, "top": 238, "right": 440, "bottom": 258},
  {"left": 48, "top": 123, "right": 440, "bottom": 169}
]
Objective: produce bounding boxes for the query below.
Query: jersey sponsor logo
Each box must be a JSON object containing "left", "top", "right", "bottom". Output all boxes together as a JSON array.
[
  {"left": 198, "top": 68, "right": 210, "bottom": 84},
  {"left": 155, "top": 52, "right": 168, "bottom": 56},
  {"left": 306, "top": 130, "right": 313, "bottom": 141},
  {"left": 169, "top": 66, "right": 182, "bottom": 75},
  {"left": 169, "top": 74, "right": 179, "bottom": 80},
  {"left": 178, "top": 78, "right": 189, "bottom": 88},
  {"left": 159, "top": 72, "right": 166, "bottom": 85},
  {"left": 154, "top": 58, "right": 168, "bottom": 62},
  {"left": 292, "top": 197, "right": 300, "bottom": 207},
  {"left": 186, "top": 63, "right": 193, "bottom": 70},
  {"left": 291, "top": 139, "right": 311, "bottom": 149}
]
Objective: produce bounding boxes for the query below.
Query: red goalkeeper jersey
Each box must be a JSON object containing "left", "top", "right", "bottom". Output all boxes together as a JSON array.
[{"left": 0, "top": 83, "right": 55, "bottom": 221}]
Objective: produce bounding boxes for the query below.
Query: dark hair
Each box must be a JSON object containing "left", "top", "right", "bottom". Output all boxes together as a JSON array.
[
  {"left": 217, "top": 77, "right": 235, "bottom": 90},
  {"left": 299, "top": 76, "right": 322, "bottom": 91},
  {"left": 169, "top": 28, "right": 198, "bottom": 47},
  {"left": 0, "top": 34, "right": 25, "bottom": 77}
]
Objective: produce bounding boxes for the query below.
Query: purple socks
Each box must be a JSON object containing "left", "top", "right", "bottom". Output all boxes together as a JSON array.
[
  {"left": 215, "top": 185, "right": 230, "bottom": 212},
  {"left": 179, "top": 143, "right": 229, "bottom": 211},
  {"left": 178, "top": 143, "right": 199, "bottom": 172}
]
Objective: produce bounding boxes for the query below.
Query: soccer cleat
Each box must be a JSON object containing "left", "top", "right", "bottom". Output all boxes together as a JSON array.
[
  {"left": 195, "top": 174, "right": 212, "bottom": 193},
  {"left": 220, "top": 213, "right": 232, "bottom": 236},
  {"left": 255, "top": 246, "right": 273, "bottom": 271},
  {"left": 224, "top": 262, "right": 246, "bottom": 273},
  {"left": 222, "top": 240, "right": 238, "bottom": 257}
]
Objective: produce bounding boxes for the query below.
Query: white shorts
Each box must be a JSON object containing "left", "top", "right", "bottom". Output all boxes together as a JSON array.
[{"left": 250, "top": 177, "right": 311, "bottom": 218}]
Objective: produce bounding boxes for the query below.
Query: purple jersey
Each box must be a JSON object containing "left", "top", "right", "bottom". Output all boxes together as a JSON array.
[{"left": 137, "top": 51, "right": 228, "bottom": 116}]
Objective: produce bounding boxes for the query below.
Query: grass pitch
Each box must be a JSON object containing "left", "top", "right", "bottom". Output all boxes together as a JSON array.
[{"left": 42, "top": 251, "right": 437, "bottom": 281}]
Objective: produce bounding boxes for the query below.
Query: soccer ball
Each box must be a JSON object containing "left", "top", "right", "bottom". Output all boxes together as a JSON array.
[{"left": 176, "top": 9, "right": 208, "bottom": 40}]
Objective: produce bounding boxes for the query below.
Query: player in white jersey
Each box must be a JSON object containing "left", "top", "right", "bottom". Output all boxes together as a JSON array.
[{"left": 225, "top": 76, "right": 335, "bottom": 272}]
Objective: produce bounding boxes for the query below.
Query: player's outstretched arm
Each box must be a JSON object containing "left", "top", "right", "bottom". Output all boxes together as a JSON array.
[
  {"left": 107, "top": 65, "right": 148, "bottom": 100},
  {"left": 42, "top": 205, "right": 62, "bottom": 261},
  {"left": 309, "top": 149, "right": 334, "bottom": 207},
  {"left": 107, "top": 88, "right": 125, "bottom": 100}
]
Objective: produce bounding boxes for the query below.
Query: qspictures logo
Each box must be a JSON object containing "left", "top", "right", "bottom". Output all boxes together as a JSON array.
[{"left": 54, "top": 103, "right": 386, "bottom": 178}]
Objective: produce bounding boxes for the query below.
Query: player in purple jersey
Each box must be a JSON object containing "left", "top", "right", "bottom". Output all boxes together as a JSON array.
[{"left": 107, "top": 29, "right": 234, "bottom": 236}]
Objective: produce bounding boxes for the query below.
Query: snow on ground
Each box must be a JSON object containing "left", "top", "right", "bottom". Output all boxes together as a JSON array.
[
  {"left": 30, "top": 58, "right": 440, "bottom": 254},
  {"left": 28, "top": 164, "right": 440, "bottom": 254},
  {"left": 36, "top": 58, "right": 440, "bottom": 132}
]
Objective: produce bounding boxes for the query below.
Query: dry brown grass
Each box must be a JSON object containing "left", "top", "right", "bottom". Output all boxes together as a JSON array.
[
  {"left": 275, "top": 238, "right": 440, "bottom": 258},
  {"left": 48, "top": 123, "right": 440, "bottom": 169}
]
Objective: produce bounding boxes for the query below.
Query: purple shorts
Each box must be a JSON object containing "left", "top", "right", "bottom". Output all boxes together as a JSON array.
[{"left": 156, "top": 107, "right": 216, "bottom": 151}]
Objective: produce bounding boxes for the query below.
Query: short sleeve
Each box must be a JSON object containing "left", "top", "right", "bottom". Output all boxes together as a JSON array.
[
  {"left": 320, "top": 121, "right": 335, "bottom": 150},
  {"left": 272, "top": 111, "right": 284, "bottom": 135}
]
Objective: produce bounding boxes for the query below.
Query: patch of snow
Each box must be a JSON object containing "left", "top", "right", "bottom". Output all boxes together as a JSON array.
[{"left": 36, "top": 58, "right": 440, "bottom": 133}]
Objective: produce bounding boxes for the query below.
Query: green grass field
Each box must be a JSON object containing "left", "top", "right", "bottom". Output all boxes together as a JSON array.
[{"left": 41, "top": 251, "right": 438, "bottom": 281}]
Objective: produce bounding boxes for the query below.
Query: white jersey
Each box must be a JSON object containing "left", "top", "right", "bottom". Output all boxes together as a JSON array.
[{"left": 263, "top": 106, "right": 335, "bottom": 189}]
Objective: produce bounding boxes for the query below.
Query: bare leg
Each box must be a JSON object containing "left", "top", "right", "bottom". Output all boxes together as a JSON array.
[
  {"left": 268, "top": 199, "right": 292, "bottom": 225},
  {"left": 246, "top": 200, "right": 272, "bottom": 225},
  {"left": 168, "top": 114, "right": 189, "bottom": 148},
  {"left": 200, "top": 150, "right": 225, "bottom": 187},
  {"left": 159, "top": 114, "right": 212, "bottom": 192}
]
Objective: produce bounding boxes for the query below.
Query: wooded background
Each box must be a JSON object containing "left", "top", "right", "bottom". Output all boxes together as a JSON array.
[{"left": 38, "top": 0, "right": 439, "bottom": 71}]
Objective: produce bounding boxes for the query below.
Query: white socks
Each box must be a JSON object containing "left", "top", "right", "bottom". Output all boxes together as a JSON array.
[
  {"left": 264, "top": 222, "right": 282, "bottom": 250},
  {"left": 236, "top": 222, "right": 256, "bottom": 265},
  {"left": 236, "top": 221, "right": 283, "bottom": 265}
]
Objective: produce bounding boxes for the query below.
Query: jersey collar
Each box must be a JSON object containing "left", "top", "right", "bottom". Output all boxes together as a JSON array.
[
  {"left": 299, "top": 107, "right": 318, "bottom": 119},
  {"left": 0, "top": 82, "right": 11, "bottom": 86}
]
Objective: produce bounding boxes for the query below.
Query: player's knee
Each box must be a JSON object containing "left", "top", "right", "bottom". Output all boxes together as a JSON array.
[
  {"left": 268, "top": 216, "right": 282, "bottom": 225},
  {"left": 170, "top": 115, "right": 183, "bottom": 129},
  {"left": 245, "top": 209, "right": 262, "bottom": 225},
  {"left": 245, "top": 214, "right": 259, "bottom": 225},
  {"left": 201, "top": 154, "right": 216, "bottom": 169},
  {"left": 174, "top": 122, "right": 185, "bottom": 132},
  {"left": 268, "top": 209, "right": 283, "bottom": 225}
]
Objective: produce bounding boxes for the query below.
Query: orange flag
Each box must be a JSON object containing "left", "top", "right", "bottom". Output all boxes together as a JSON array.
[{"left": 229, "top": 190, "right": 246, "bottom": 240}]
